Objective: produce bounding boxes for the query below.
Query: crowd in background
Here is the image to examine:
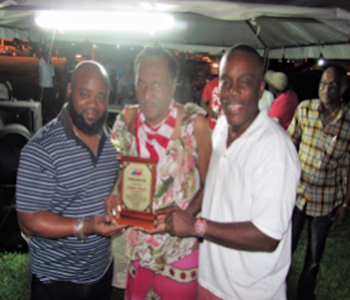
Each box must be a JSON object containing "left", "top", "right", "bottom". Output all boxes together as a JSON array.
[
  {"left": 1, "top": 40, "right": 350, "bottom": 300},
  {"left": 3, "top": 40, "right": 349, "bottom": 128}
]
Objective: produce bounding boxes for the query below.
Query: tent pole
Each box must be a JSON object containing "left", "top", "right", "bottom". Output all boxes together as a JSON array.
[
  {"left": 245, "top": 20, "right": 270, "bottom": 74},
  {"left": 245, "top": 20, "right": 269, "bottom": 72},
  {"left": 245, "top": 20, "right": 266, "bottom": 49},
  {"left": 263, "top": 48, "right": 270, "bottom": 73}
]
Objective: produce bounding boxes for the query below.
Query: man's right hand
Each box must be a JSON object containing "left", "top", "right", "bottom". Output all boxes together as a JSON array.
[{"left": 84, "top": 215, "right": 127, "bottom": 237}]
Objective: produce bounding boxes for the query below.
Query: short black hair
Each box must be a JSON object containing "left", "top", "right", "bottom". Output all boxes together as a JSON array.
[
  {"left": 134, "top": 46, "right": 179, "bottom": 81},
  {"left": 226, "top": 44, "right": 264, "bottom": 79}
]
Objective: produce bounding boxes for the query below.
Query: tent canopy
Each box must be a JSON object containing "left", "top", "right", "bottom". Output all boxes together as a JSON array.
[{"left": 0, "top": 0, "right": 349, "bottom": 59}]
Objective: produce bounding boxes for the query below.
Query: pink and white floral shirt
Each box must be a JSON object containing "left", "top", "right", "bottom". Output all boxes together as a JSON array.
[{"left": 111, "top": 103, "right": 205, "bottom": 272}]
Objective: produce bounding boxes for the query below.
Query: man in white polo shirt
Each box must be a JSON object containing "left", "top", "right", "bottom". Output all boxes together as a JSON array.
[{"left": 158, "top": 45, "right": 300, "bottom": 300}]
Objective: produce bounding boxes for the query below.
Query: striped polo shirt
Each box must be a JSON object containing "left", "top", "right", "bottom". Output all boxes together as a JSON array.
[{"left": 16, "top": 107, "right": 119, "bottom": 283}]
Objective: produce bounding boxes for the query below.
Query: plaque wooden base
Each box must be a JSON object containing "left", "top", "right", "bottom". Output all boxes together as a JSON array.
[{"left": 117, "top": 216, "right": 155, "bottom": 229}]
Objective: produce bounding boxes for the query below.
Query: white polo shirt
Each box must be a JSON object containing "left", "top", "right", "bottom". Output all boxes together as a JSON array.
[{"left": 199, "top": 110, "right": 300, "bottom": 300}]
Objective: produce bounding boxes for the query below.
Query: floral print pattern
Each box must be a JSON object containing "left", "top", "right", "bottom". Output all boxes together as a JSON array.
[{"left": 111, "top": 103, "right": 205, "bottom": 272}]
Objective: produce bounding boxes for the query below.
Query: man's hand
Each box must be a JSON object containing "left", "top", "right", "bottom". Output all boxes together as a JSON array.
[
  {"left": 334, "top": 205, "right": 348, "bottom": 227},
  {"left": 84, "top": 215, "right": 127, "bottom": 237},
  {"left": 208, "top": 108, "right": 217, "bottom": 118},
  {"left": 156, "top": 206, "right": 197, "bottom": 237},
  {"left": 134, "top": 215, "right": 167, "bottom": 234},
  {"left": 104, "top": 194, "right": 119, "bottom": 224}
]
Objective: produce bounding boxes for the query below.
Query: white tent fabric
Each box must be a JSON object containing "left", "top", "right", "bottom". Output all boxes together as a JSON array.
[{"left": 0, "top": 0, "right": 348, "bottom": 58}]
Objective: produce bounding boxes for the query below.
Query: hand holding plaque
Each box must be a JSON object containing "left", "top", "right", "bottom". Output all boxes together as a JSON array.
[{"left": 117, "top": 156, "right": 156, "bottom": 229}]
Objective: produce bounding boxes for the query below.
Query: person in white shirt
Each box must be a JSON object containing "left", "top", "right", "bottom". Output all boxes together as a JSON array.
[
  {"left": 157, "top": 45, "right": 301, "bottom": 300},
  {"left": 258, "top": 89, "right": 275, "bottom": 112}
]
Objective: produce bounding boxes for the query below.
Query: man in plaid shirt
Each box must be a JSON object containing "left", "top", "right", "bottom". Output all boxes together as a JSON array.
[{"left": 288, "top": 66, "right": 349, "bottom": 300}]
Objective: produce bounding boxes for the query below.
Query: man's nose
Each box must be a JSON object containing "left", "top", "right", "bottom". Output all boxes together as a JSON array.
[
  {"left": 86, "top": 95, "right": 99, "bottom": 107},
  {"left": 228, "top": 83, "right": 238, "bottom": 96},
  {"left": 143, "top": 85, "right": 152, "bottom": 100}
]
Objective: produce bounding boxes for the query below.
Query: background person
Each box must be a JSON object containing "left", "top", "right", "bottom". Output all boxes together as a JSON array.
[
  {"left": 38, "top": 48, "right": 55, "bottom": 124},
  {"left": 258, "top": 89, "right": 275, "bottom": 112},
  {"left": 288, "top": 65, "right": 350, "bottom": 300},
  {"left": 117, "top": 62, "right": 136, "bottom": 107},
  {"left": 200, "top": 77, "right": 221, "bottom": 130},
  {"left": 16, "top": 61, "right": 126, "bottom": 300},
  {"left": 106, "top": 46, "right": 212, "bottom": 300},
  {"left": 174, "top": 63, "right": 193, "bottom": 105},
  {"left": 265, "top": 70, "right": 299, "bottom": 130},
  {"left": 157, "top": 45, "right": 300, "bottom": 300}
]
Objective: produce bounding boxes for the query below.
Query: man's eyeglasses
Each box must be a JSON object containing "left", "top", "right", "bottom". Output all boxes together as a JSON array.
[{"left": 319, "top": 81, "right": 339, "bottom": 90}]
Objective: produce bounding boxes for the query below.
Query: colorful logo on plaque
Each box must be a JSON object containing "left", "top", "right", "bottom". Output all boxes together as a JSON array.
[{"left": 131, "top": 170, "right": 143, "bottom": 176}]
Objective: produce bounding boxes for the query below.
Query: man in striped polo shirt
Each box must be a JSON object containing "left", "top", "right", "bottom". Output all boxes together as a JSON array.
[{"left": 16, "top": 61, "right": 126, "bottom": 300}]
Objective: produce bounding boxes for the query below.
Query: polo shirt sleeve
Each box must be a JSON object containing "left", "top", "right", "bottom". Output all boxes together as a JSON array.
[
  {"left": 16, "top": 141, "right": 57, "bottom": 212},
  {"left": 250, "top": 136, "right": 300, "bottom": 240}
]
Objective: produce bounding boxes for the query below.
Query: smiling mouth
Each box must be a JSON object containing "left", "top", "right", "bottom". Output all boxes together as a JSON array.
[
  {"left": 225, "top": 103, "right": 243, "bottom": 114},
  {"left": 84, "top": 109, "right": 99, "bottom": 120}
]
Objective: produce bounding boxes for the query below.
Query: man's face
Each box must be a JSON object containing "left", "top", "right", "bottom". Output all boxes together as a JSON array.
[
  {"left": 219, "top": 51, "right": 264, "bottom": 131},
  {"left": 68, "top": 71, "right": 108, "bottom": 135},
  {"left": 136, "top": 57, "right": 176, "bottom": 126},
  {"left": 319, "top": 67, "right": 345, "bottom": 106}
]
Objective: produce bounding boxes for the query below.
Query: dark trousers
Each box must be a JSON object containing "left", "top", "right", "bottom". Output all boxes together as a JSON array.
[
  {"left": 30, "top": 263, "right": 113, "bottom": 300},
  {"left": 292, "top": 207, "right": 334, "bottom": 300}
]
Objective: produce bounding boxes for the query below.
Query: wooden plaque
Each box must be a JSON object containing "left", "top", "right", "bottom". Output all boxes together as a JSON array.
[{"left": 117, "top": 156, "right": 156, "bottom": 229}]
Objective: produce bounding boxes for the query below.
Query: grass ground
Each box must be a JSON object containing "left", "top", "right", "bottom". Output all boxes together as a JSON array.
[
  {"left": 287, "top": 216, "right": 350, "bottom": 300},
  {"left": 1, "top": 217, "right": 349, "bottom": 300}
]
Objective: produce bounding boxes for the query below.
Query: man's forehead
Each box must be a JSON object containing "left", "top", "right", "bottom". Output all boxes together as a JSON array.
[
  {"left": 140, "top": 57, "right": 168, "bottom": 70},
  {"left": 138, "top": 57, "right": 171, "bottom": 77},
  {"left": 72, "top": 62, "right": 109, "bottom": 85},
  {"left": 221, "top": 51, "right": 259, "bottom": 74},
  {"left": 322, "top": 68, "right": 338, "bottom": 81},
  {"left": 74, "top": 71, "right": 108, "bottom": 88},
  {"left": 77, "top": 86, "right": 107, "bottom": 95}
]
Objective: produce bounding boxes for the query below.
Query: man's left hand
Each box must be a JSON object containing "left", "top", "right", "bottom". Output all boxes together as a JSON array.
[{"left": 333, "top": 205, "right": 348, "bottom": 227}]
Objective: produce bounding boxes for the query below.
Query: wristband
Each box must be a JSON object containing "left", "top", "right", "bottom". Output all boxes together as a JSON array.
[
  {"left": 74, "top": 218, "right": 86, "bottom": 242},
  {"left": 194, "top": 218, "right": 207, "bottom": 238}
]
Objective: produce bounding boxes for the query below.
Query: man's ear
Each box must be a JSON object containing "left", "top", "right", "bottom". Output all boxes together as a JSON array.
[
  {"left": 66, "top": 83, "right": 72, "bottom": 100},
  {"left": 341, "top": 81, "right": 348, "bottom": 96},
  {"left": 259, "top": 80, "right": 266, "bottom": 99},
  {"left": 171, "top": 79, "right": 177, "bottom": 95}
]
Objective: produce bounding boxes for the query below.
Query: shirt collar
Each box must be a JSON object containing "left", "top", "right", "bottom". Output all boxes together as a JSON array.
[
  {"left": 59, "top": 103, "right": 76, "bottom": 140},
  {"left": 220, "top": 109, "right": 267, "bottom": 141},
  {"left": 317, "top": 99, "right": 345, "bottom": 121}
]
